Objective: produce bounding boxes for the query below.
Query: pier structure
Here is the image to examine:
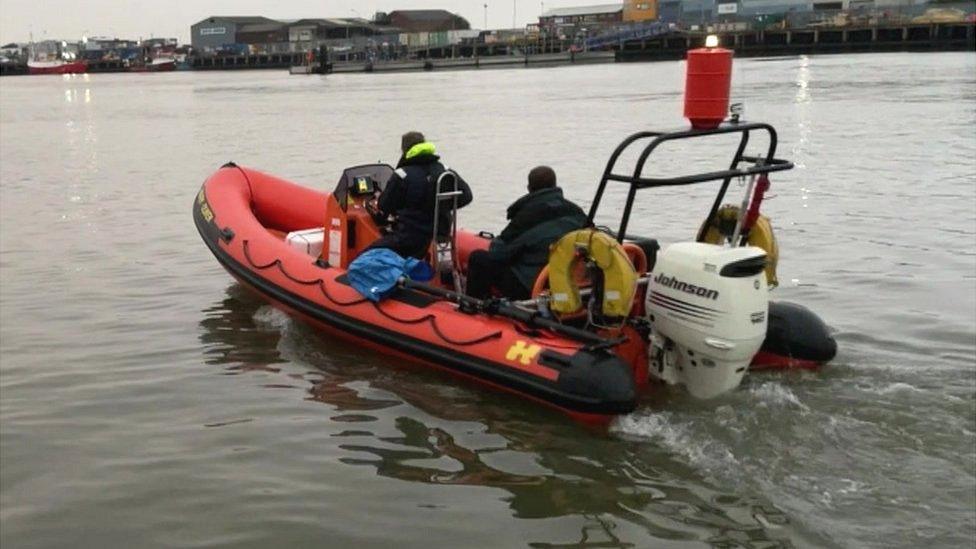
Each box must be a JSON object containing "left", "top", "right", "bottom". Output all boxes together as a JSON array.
[
  {"left": 618, "top": 20, "right": 975, "bottom": 61},
  {"left": 316, "top": 20, "right": 973, "bottom": 73},
  {"left": 328, "top": 51, "right": 615, "bottom": 74},
  {"left": 0, "top": 21, "right": 972, "bottom": 77},
  {"left": 189, "top": 52, "right": 306, "bottom": 70}
]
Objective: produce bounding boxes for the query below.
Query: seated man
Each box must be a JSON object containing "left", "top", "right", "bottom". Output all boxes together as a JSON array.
[
  {"left": 369, "top": 131, "right": 473, "bottom": 259},
  {"left": 466, "top": 166, "right": 587, "bottom": 300}
]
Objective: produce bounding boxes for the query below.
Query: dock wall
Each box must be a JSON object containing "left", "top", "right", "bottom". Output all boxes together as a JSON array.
[
  {"left": 1, "top": 22, "right": 970, "bottom": 77},
  {"left": 618, "top": 22, "right": 975, "bottom": 61}
]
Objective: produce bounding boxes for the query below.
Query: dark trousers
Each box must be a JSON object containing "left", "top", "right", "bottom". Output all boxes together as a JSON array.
[
  {"left": 466, "top": 250, "right": 530, "bottom": 300},
  {"left": 368, "top": 231, "right": 430, "bottom": 260}
]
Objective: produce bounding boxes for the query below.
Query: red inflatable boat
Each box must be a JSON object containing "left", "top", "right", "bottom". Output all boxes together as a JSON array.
[
  {"left": 194, "top": 120, "right": 836, "bottom": 422},
  {"left": 194, "top": 44, "right": 836, "bottom": 421}
]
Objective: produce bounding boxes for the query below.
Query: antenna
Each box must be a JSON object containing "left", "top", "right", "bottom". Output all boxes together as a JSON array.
[{"left": 512, "top": 0, "right": 516, "bottom": 29}]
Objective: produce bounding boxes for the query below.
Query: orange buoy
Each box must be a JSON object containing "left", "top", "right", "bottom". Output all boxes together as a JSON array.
[{"left": 684, "top": 40, "right": 733, "bottom": 130}]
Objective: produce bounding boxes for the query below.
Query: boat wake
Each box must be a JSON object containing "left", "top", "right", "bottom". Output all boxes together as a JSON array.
[
  {"left": 612, "top": 381, "right": 812, "bottom": 483},
  {"left": 252, "top": 305, "right": 293, "bottom": 332}
]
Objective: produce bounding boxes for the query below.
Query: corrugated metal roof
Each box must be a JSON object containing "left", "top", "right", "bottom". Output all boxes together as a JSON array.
[
  {"left": 389, "top": 9, "right": 456, "bottom": 21},
  {"left": 541, "top": 3, "right": 623, "bottom": 17},
  {"left": 194, "top": 16, "right": 278, "bottom": 26}
]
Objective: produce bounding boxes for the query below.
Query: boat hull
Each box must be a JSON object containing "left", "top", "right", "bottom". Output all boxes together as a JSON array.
[
  {"left": 28, "top": 60, "right": 87, "bottom": 75},
  {"left": 128, "top": 60, "right": 176, "bottom": 72}
]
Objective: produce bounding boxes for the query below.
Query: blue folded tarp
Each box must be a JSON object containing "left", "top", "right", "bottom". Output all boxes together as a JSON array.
[{"left": 347, "top": 248, "right": 434, "bottom": 302}]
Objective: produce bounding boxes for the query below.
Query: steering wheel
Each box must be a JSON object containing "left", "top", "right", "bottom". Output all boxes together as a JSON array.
[{"left": 364, "top": 197, "right": 389, "bottom": 227}]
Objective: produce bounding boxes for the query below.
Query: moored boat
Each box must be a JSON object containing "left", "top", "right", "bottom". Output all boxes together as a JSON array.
[
  {"left": 27, "top": 59, "right": 87, "bottom": 75},
  {"left": 127, "top": 57, "right": 176, "bottom": 72}
]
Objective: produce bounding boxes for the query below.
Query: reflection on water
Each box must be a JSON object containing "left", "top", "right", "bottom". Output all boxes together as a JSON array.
[
  {"left": 793, "top": 56, "right": 811, "bottom": 178},
  {"left": 198, "top": 287, "right": 288, "bottom": 371},
  {"left": 196, "top": 285, "right": 807, "bottom": 548}
]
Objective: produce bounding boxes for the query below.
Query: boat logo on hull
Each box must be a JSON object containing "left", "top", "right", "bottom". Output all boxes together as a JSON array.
[
  {"left": 197, "top": 189, "right": 214, "bottom": 223},
  {"left": 506, "top": 340, "right": 542, "bottom": 365}
]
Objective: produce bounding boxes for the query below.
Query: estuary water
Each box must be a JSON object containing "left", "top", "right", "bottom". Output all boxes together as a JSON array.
[{"left": 1, "top": 52, "right": 974, "bottom": 549}]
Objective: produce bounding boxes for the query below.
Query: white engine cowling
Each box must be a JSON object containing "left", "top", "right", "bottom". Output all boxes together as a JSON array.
[{"left": 646, "top": 242, "right": 769, "bottom": 399}]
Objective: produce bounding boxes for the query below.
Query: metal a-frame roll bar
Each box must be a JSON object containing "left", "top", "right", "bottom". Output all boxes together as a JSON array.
[{"left": 585, "top": 121, "right": 795, "bottom": 241}]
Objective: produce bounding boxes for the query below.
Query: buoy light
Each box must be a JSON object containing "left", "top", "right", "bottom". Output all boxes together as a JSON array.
[{"left": 683, "top": 39, "right": 733, "bottom": 130}]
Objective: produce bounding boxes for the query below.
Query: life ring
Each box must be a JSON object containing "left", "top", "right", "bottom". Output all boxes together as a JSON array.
[
  {"left": 533, "top": 243, "right": 646, "bottom": 300},
  {"left": 544, "top": 229, "right": 639, "bottom": 318},
  {"left": 699, "top": 204, "right": 779, "bottom": 287}
]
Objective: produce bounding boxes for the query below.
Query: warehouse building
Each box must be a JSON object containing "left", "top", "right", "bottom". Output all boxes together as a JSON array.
[
  {"left": 624, "top": 0, "right": 660, "bottom": 22},
  {"left": 539, "top": 4, "right": 624, "bottom": 32},
  {"left": 377, "top": 10, "right": 471, "bottom": 32},
  {"left": 286, "top": 18, "right": 390, "bottom": 42},
  {"left": 190, "top": 15, "right": 380, "bottom": 51},
  {"left": 191, "top": 16, "right": 278, "bottom": 49},
  {"left": 658, "top": 0, "right": 931, "bottom": 24}
]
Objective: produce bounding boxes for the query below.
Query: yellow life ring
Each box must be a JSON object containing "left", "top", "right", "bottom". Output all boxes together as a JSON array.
[
  {"left": 700, "top": 204, "right": 779, "bottom": 287},
  {"left": 546, "top": 229, "right": 638, "bottom": 317}
]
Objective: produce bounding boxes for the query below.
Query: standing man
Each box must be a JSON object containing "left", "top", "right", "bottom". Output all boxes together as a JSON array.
[
  {"left": 369, "top": 131, "right": 472, "bottom": 259},
  {"left": 466, "top": 166, "right": 588, "bottom": 299}
]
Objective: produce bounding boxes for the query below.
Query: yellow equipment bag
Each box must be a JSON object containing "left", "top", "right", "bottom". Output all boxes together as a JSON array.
[
  {"left": 699, "top": 204, "right": 779, "bottom": 287},
  {"left": 547, "top": 229, "right": 639, "bottom": 317}
]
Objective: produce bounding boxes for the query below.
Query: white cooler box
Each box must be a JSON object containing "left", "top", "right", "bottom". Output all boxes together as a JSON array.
[{"left": 285, "top": 228, "right": 325, "bottom": 257}]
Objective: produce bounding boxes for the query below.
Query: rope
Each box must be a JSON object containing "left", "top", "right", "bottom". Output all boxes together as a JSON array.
[
  {"left": 372, "top": 302, "right": 502, "bottom": 346},
  {"left": 241, "top": 240, "right": 500, "bottom": 347},
  {"left": 243, "top": 240, "right": 367, "bottom": 306},
  {"left": 227, "top": 163, "right": 256, "bottom": 207}
]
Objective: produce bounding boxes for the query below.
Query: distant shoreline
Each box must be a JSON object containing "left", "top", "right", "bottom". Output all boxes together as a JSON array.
[{"left": 2, "top": 21, "right": 972, "bottom": 77}]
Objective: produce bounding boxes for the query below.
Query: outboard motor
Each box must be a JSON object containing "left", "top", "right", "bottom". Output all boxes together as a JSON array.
[{"left": 646, "top": 242, "right": 768, "bottom": 398}]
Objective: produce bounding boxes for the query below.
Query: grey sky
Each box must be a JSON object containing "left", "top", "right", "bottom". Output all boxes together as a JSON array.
[{"left": 0, "top": 0, "right": 592, "bottom": 44}]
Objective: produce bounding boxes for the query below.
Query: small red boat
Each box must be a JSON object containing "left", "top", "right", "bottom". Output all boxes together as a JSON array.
[
  {"left": 127, "top": 57, "right": 176, "bottom": 72},
  {"left": 28, "top": 59, "right": 87, "bottom": 75}
]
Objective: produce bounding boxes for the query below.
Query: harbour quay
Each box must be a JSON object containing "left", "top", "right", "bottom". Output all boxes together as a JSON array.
[
  {"left": 184, "top": 22, "right": 973, "bottom": 75},
  {"left": 617, "top": 20, "right": 975, "bottom": 62},
  {"left": 1, "top": 1, "right": 973, "bottom": 77},
  {"left": 183, "top": 4, "right": 976, "bottom": 74}
]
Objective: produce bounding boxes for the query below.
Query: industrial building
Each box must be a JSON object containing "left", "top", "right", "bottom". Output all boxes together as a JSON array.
[
  {"left": 189, "top": 12, "right": 471, "bottom": 56},
  {"left": 377, "top": 10, "right": 471, "bottom": 32},
  {"left": 657, "top": 0, "right": 931, "bottom": 24},
  {"left": 191, "top": 16, "right": 278, "bottom": 50},
  {"left": 536, "top": 0, "right": 941, "bottom": 28},
  {"left": 625, "top": 0, "right": 660, "bottom": 22},
  {"left": 538, "top": 1, "right": 660, "bottom": 29},
  {"left": 539, "top": 4, "right": 625, "bottom": 33}
]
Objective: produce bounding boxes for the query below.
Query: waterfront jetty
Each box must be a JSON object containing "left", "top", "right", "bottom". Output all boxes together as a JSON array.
[
  {"left": 296, "top": 21, "right": 973, "bottom": 74},
  {"left": 619, "top": 20, "right": 975, "bottom": 61},
  {"left": 328, "top": 51, "right": 615, "bottom": 74},
  {"left": 189, "top": 52, "right": 306, "bottom": 71},
  {"left": 129, "top": 20, "right": 976, "bottom": 73}
]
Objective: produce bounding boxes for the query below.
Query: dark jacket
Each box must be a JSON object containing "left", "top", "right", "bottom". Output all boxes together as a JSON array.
[
  {"left": 487, "top": 186, "right": 588, "bottom": 290},
  {"left": 378, "top": 144, "right": 473, "bottom": 250}
]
